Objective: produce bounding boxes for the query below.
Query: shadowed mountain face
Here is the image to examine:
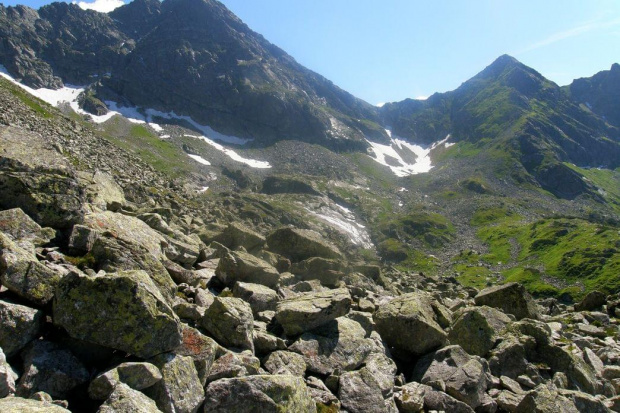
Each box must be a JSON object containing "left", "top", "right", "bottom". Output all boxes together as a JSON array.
[{"left": 0, "top": 0, "right": 387, "bottom": 149}]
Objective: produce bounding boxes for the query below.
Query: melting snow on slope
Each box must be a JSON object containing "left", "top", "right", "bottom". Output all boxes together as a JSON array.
[
  {"left": 185, "top": 135, "right": 271, "bottom": 169},
  {"left": 187, "top": 154, "right": 211, "bottom": 166},
  {"left": 305, "top": 201, "right": 373, "bottom": 249},
  {"left": 366, "top": 131, "right": 451, "bottom": 177}
]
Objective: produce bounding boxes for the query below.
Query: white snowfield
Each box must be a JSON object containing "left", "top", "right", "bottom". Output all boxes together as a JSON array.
[
  {"left": 366, "top": 130, "right": 452, "bottom": 177},
  {"left": 0, "top": 65, "right": 271, "bottom": 169},
  {"left": 187, "top": 154, "right": 211, "bottom": 166},
  {"left": 305, "top": 201, "right": 373, "bottom": 249}
]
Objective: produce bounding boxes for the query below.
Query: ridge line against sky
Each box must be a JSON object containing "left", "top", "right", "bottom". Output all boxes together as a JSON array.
[{"left": 2, "top": 0, "right": 620, "bottom": 105}]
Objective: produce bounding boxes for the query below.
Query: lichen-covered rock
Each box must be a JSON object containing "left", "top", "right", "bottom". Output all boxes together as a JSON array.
[
  {"left": 204, "top": 375, "right": 317, "bottom": 412},
  {"left": 474, "top": 282, "right": 539, "bottom": 320},
  {"left": 275, "top": 288, "right": 351, "bottom": 336},
  {"left": 88, "top": 362, "right": 162, "bottom": 400},
  {"left": 16, "top": 340, "right": 89, "bottom": 399},
  {"left": 0, "top": 397, "right": 71, "bottom": 412},
  {"left": 97, "top": 383, "right": 161, "bottom": 413},
  {"left": 288, "top": 317, "right": 379, "bottom": 375},
  {"left": 448, "top": 305, "right": 512, "bottom": 357},
  {"left": 339, "top": 367, "right": 388, "bottom": 413},
  {"left": 291, "top": 257, "right": 345, "bottom": 288},
  {"left": 67, "top": 224, "right": 99, "bottom": 255},
  {"left": 0, "top": 299, "right": 44, "bottom": 357},
  {"left": 373, "top": 292, "right": 448, "bottom": 356},
  {"left": 0, "top": 347, "right": 18, "bottom": 397},
  {"left": 143, "top": 353, "right": 205, "bottom": 413},
  {"left": 174, "top": 325, "right": 221, "bottom": 387},
  {"left": 201, "top": 296, "right": 254, "bottom": 352},
  {"left": 0, "top": 232, "right": 62, "bottom": 305},
  {"left": 395, "top": 382, "right": 474, "bottom": 413},
  {"left": 206, "top": 351, "right": 260, "bottom": 384},
  {"left": 414, "top": 345, "right": 493, "bottom": 409},
  {"left": 77, "top": 170, "right": 126, "bottom": 212},
  {"left": 53, "top": 270, "right": 182, "bottom": 359},
  {"left": 517, "top": 384, "right": 580, "bottom": 412},
  {"left": 266, "top": 227, "right": 343, "bottom": 262},
  {"left": 0, "top": 208, "right": 55, "bottom": 246},
  {"left": 232, "top": 281, "right": 279, "bottom": 315},
  {"left": 215, "top": 250, "right": 280, "bottom": 288},
  {"left": 574, "top": 291, "right": 607, "bottom": 312},
  {"left": 213, "top": 222, "right": 266, "bottom": 251},
  {"left": 263, "top": 350, "right": 306, "bottom": 376},
  {"left": 0, "top": 125, "right": 85, "bottom": 229}
]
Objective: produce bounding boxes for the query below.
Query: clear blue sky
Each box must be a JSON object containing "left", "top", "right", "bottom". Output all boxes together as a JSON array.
[{"left": 3, "top": 0, "right": 620, "bottom": 105}]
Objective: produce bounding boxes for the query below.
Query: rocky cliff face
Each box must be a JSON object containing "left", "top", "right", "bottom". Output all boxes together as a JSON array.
[{"left": 567, "top": 63, "right": 620, "bottom": 129}]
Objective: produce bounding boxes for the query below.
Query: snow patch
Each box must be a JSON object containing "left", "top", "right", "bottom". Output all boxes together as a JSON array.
[
  {"left": 305, "top": 201, "right": 373, "bottom": 249},
  {"left": 198, "top": 186, "right": 209, "bottom": 193},
  {"left": 185, "top": 135, "right": 271, "bottom": 169},
  {"left": 149, "top": 123, "right": 163, "bottom": 132},
  {"left": 73, "top": 0, "right": 124, "bottom": 13},
  {"left": 160, "top": 135, "right": 171, "bottom": 139},
  {"left": 445, "top": 142, "right": 455, "bottom": 148},
  {"left": 187, "top": 154, "right": 211, "bottom": 166},
  {"left": 366, "top": 133, "right": 451, "bottom": 177}
]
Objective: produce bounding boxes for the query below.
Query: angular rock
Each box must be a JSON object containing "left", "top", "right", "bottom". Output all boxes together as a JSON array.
[
  {"left": 53, "top": 270, "right": 182, "bottom": 359},
  {"left": 474, "top": 282, "right": 539, "bottom": 320},
  {"left": 448, "top": 305, "right": 512, "bottom": 357},
  {"left": 0, "top": 299, "right": 44, "bottom": 357},
  {"left": 201, "top": 296, "right": 254, "bottom": 352},
  {"left": 373, "top": 292, "right": 448, "bottom": 356},
  {"left": 0, "top": 232, "right": 62, "bottom": 305},
  {"left": 266, "top": 227, "right": 343, "bottom": 262},
  {"left": 213, "top": 222, "right": 266, "bottom": 251},
  {"left": 254, "top": 329, "right": 287, "bottom": 356},
  {"left": 206, "top": 351, "right": 260, "bottom": 383},
  {"left": 364, "top": 352, "right": 397, "bottom": 398},
  {"left": 0, "top": 397, "right": 71, "bottom": 412},
  {"left": 0, "top": 126, "right": 85, "bottom": 229},
  {"left": 339, "top": 367, "right": 388, "bottom": 413},
  {"left": 263, "top": 350, "right": 306, "bottom": 376},
  {"left": 174, "top": 325, "right": 221, "bottom": 387},
  {"left": 291, "top": 257, "right": 345, "bottom": 288},
  {"left": 89, "top": 362, "right": 162, "bottom": 400},
  {"left": 575, "top": 290, "right": 607, "bottom": 312},
  {"left": 204, "top": 375, "right": 317, "bottom": 412},
  {"left": 275, "top": 288, "right": 351, "bottom": 336},
  {"left": 143, "top": 353, "right": 204, "bottom": 413},
  {"left": 289, "top": 317, "right": 379, "bottom": 375},
  {"left": 232, "top": 282, "right": 279, "bottom": 315},
  {"left": 395, "top": 382, "right": 474, "bottom": 413},
  {"left": 16, "top": 340, "right": 89, "bottom": 399},
  {"left": 77, "top": 170, "right": 125, "bottom": 212},
  {"left": 216, "top": 250, "right": 280, "bottom": 288},
  {"left": 67, "top": 224, "right": 99, "bottom": 255},
  {"left": 517, "top": 384, "right": 580, "bottom": 413},
  {"left": 306, "top": 376, "right": 341, "bottom": 412},
  {"left": 0, "top": 347, "right": 18, "bottom": 397},
  {"left": 97, "top": 383, "right": 161, "bottom": 413},
  {"left": 497, "top": 390, "right": 526, "bottom": 412},
  {"left": 415, "top": 345, "right": 492, "bottom": 409},
  {"left": 0, "top": 208, "right": 55, "bottom": 246}
]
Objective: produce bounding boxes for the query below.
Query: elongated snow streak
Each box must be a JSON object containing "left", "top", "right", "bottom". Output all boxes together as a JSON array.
[
  {"left": 367, "top": 131, "right": 451, "bottom": 177},
  {"left": 184, "top": 135, "right": 271, "bottom": 169},
  {"left": 187, "top": 154, "right": 211, "bottom": 166},
  {"left": 305, "top": 204, "right": 373, "bottom": 249}
]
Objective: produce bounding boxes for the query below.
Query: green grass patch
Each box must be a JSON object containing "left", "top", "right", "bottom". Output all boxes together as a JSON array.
[
  {"left": 471, "top": 206, "right": 520, "bottom": 226},
  {"left": 2, "top": 78, "right": 53, "bottom": 118},
  {"left": 455, "top": 265, "right": 493, "bottom": 290}
]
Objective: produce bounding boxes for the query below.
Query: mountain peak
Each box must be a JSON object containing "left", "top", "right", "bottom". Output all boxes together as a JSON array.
[{"left": 477, "top": 54, "right": 523, "bottom": 79}]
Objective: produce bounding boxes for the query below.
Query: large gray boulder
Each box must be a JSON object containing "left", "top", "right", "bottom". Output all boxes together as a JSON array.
[
  {"left": 0, "top": 347, "right": 18, "bottom": 397},
  {"left": 216, "top": 250, "right": 280, "bottom": 288},
  {"left": 174, "top": 325, "right": 221, "bottom": 387},
  {"left": 288, "top": 317, "right": 381, "bottom": 375},
  {"left": 263, "top": 350, "right": 306, "bottom": 376},
  {"left": 290, "top": 257, "right": 345, "bottom": 288},
  {"left": 373, "top": 292, "right": 448, "bottom": 356},
  {"left": 0, "top": 299, "right": 44, "bottom": 357},
  {"left": 448, "top": 305, "right": 512, "bottom": 357},
  {"left": 0, "top": 232, "right": 62, "bottom": 306},
  {"left": 394, "top": 382, "right": 474, "bottom": 413},
  {"left": 474, "top": 282, "right": 539, "bottom": 320},
  {"left": 88, "top": 362, "right": 162, "bottom": 400},
  {"left": 266, "top": 227, "right": 343, "bottom": 261},
  {"left": 516, "top": 384, "right": 580, "bottom": 412},
  {"left": 97, "top": 383, "right": 162, "bottom": 413},
  {"left": 232, "top": 282, "right": 279, "bottom": 315},
  {"left": 275, "top": 288, "right": 351, "bottom": 336},
  {"left": 213, "top": 222, "right": 266, "bottom": 251},
  {"left": 0, "top": 397, "right": 71, "bottom": 412},
  {"left": 0, "top": 125, "right": 85, "bottom": 229},
  {"left": 143, "top": 353, "right": 205, "bottom": 413},
  {"left": 0, "top": 208, "right": 55, "bottom": 246},
  {"left": 414, "top": 345, "right": 493, "bottom": 409},
  {"left": 339, "top": 367, "right": 389, "bottom": 413},
  {"left": 53, "top": 270, "right": 182, "bottom": 359},
  {"left": 201, "top": 296, "right": 254, "bottom": 352},
  {"left": 16, "top": 340, "right": 89, "bottom": 399},
  {"left": 204, "top": 375, "right": 317, "bottom": 412}
]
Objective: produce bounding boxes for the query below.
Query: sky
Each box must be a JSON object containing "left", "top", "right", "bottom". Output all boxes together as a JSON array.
[{"left": 2, "top": 0, "right": 619, "bottom": 105}]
